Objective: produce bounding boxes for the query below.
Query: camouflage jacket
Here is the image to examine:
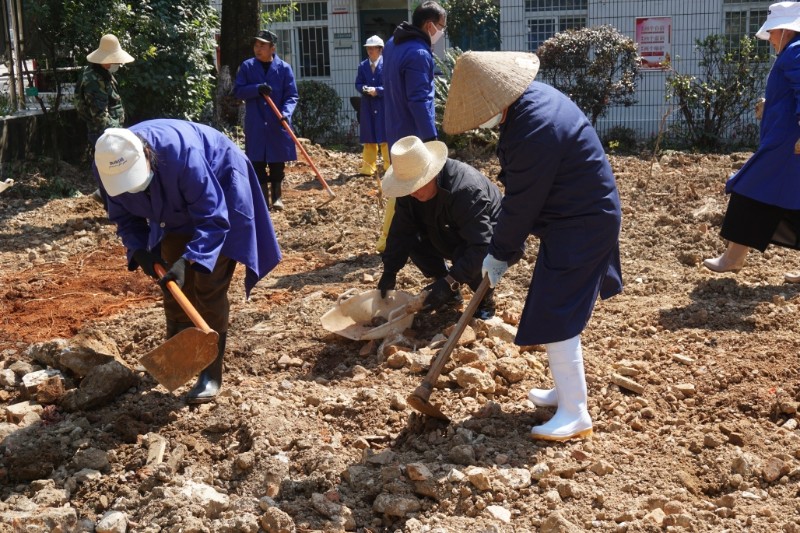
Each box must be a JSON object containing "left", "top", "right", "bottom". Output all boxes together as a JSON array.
[{"left": 76, "top": 64, "right": 125, "bottom": 135}]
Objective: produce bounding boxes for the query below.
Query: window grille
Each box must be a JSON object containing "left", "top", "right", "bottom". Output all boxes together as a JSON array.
[{"left": 297, "top": 26, "right": 330, "bottom": 77}]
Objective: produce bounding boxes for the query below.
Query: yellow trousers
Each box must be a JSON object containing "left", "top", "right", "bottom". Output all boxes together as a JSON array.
[
  {"left": 360, "top": 143, "right": 390, "bottom": 176},
  {"left": 376, "top": 197, "right": 395, "bottom": 253}
]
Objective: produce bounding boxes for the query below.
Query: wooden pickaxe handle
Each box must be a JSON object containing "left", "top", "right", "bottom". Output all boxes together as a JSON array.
[
  {"left": 262, "top": 93, "right": 336, "bottom": 198},
  {"left": 154, "top": 263, "right": 213, "bottom": 334}
]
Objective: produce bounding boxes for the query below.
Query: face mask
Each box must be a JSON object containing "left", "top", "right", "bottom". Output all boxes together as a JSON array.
[
  {"left": 479, "top": 112, "right": 503, "bottom": 129},
  {"left": 128, "top": 170, "right": 154, "bottom": 194},
  {"left": 108, "top": 64, "right": 121, "bottom": 73},
  {"left": 430, "top": 24, "right": 444, "bottom": 45}
]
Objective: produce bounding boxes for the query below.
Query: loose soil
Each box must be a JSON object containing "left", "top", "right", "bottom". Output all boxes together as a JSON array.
[{"left": 1, "top": 147, "right": 799, "bottom": 532}]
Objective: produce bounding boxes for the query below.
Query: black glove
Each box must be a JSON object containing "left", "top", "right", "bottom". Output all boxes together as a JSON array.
[
  {"left": 423, "top": 277, "right": 458, "bottom": 310},
  {"left": 378, "top": 271, "right": 397, "bottom": 298},
  {"left": 131, "top": 249, "right": 166, "bottom": 279},
  {"left": 158, "top": 257, "right": 188, "bottom": 291},
  {"left": 257, "top": 83, "right": 272, "bottom": 97},
  {"left": 280, "top": 114, "right": 289, "bottom": 122}
]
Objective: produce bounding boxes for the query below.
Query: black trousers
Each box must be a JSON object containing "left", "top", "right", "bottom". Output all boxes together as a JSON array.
[
  {"left": 721, "top": 192, "right": 800, "bottom": 252},
  {"left": 407, "top": 235, "right": 484, "bottom": 292},
  {"left": 251, "top": 161, "right": 285, "bottom": 186}
]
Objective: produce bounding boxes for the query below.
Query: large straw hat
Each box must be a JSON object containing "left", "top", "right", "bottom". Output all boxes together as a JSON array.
[
  {"left": 87, "top": 34, "right": 134, "bottom": 64},
  {"left": 756, "top": 2, "right": 800, "bottom": 39},
  {"left": 95, "top": 129, "right": 150, "bottom": 197},
  {"left": 442, "top": 51, "right": 540, "bottom": 135},
  {"left": 381, "top": 136, "right": 448, "bottom": 198}
]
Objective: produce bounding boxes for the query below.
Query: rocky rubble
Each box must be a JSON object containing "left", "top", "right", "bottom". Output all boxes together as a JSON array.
[{"left": 1, "top": 151, "right": 800, "bottom": 531}]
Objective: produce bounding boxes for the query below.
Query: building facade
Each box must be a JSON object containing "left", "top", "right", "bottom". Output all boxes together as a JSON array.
[{"left": 220, "top": 0, "right": 773, "bottom": 142}]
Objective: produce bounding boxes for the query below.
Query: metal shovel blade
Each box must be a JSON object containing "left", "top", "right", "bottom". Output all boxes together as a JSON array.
[
  {"left": 407, "top": 383, "right": 450, "bottom": 421},
  {"left": 139, "top": 328, "right": 219, "bottom": 392}
]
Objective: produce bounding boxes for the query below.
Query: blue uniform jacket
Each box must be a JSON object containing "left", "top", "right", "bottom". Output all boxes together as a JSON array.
[
  {"left": 95, "top": 119, "right": 282, "bottom": 297},
  {"left": 490, "top": 82, "right": 623, "bottom": 345},
  {"left": 725, "top": 36, "right": 800, "bottom": 209},
  {"left": 382, "top": 23, "right": 438, "bottom": 148},
  {"left": 233, "top": 55, "right": 298, "bottom": 163},
  {"left": 355, "top": 57, "right": 386, "bottom": 144}
]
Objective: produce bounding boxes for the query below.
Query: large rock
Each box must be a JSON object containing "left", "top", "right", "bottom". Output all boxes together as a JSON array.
[
  {"left": 373, "top": 493, "right": 422, "bottom": 517},
  {"left": 27, "top": 329, "right": 121, "bottom": 377},
  {"left": 311, "top": 492, "right": 355, "bottom": 530},
  {"left": 260, "top": 506, "right": 296, "bottom": 533},
  {"left": 178, "top": 481, "right": 231, "bottom": 517},
  {"left": 495, "top": 357, "right": 529, "bottom": 383},
  {"left": 96, "top": 510, "right": 128, "bottom": 533},
  {"left": 60, "top": 361, "right": 138, "bottom": 411},
  {"left": 0, "top": 507, "right": 78, "bottom": 531},
  {"left": 450, "top": 367, "right": 496, "bottom": 394}
]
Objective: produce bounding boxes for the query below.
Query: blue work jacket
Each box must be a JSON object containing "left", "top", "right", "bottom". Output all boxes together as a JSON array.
[
  {"left": 95, "top": 119, "right": 282, "bottom": 297},
  {"left": 490, "top": 82, "right": 623, "bottom": 345},
  {"left": 355, "top": 57, "right": 386, "bottom": 144},
  {"left": 726, "top": 36, "right": 800, "bottom": 209},
  {"left": 382, "top": 23, "right": 437, "bottom": 148},
  {"left": 233, "top": 55, "right": 298, "bottom": 163}
]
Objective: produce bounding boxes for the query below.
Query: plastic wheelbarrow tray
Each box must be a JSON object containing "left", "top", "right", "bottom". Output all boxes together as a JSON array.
[{"left": 321, "top": 289, "right": 421, "bottom": 341}]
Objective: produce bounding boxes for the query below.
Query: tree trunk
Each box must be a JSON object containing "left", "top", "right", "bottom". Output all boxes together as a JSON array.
[{"left": 217, "top": 0, "right": 259, "bottom": 127}]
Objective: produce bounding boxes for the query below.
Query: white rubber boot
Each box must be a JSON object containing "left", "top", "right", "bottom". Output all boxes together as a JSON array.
[
  {"left": 527, "top": 387, "right": 557, "bottom": 407},
  {"left": 530, "top": 335, "right": 593, "bottom": 441}
]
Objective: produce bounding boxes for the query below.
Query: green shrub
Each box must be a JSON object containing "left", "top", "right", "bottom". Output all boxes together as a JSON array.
[
  {"left": 602, "top": 125, "right": 638, "bottom": 154},
  {"left": 536, "top": 25, "right": 640, "bottom": 125},
  {"left": 293, "top": 80, "right": 341, "bottom": 143},
  {"left": 665, "top": 34, "right": 768, "bottom": 151}
]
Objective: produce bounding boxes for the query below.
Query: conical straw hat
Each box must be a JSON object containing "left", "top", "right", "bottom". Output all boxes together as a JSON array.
[
  {"left": 87, "top": 34, "right": 134, "bottom": 64},
  {"left": 443, "top": 51, "right": 540, "bottom": 135}
]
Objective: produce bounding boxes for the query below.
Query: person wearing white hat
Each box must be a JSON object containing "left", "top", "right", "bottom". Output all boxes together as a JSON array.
[
  {"left": 704, "top": 1, "right": 800, "bottom": 283},
  {"left": 356, "top": 35, "right": 390, "bottom": 177},
  {"left": 377, "top": 136, "right": 507, "bottom": 318},
  {"left": 443, "top": 51, "right": 623, "bottom": 442},
  {"left": 233, "top": 29, "right": 299, "bottom": 211},
  {"left": 76, "top": 34, "right": 134, "bottom": 204},
  {"left": 94, "top": 119, "right": 281, "bottom": 403}
]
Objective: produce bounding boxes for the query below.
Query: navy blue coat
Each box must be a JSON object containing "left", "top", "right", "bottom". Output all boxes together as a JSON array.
[
  {"left": 726, "top": 35, "right": 800, "bottom": 209},
  {"left": 355, "top": 57, "right": 387, "bottom": 144},
  {"left": 95, "top": 120, "right": 282, "bottom": 297},
  {"left": 382, "top": 23, "right": 438, "bottom": 148},
  {"left": 233, "top": 55, "right": 298, "bottom": 163},
  {"left": 490, "top": 82, "right": 623, "bottom": 345}
]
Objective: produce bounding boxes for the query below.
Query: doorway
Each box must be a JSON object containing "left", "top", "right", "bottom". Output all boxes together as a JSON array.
[{"left": 359, "top": 9, "right": 406, "bottom": 60}]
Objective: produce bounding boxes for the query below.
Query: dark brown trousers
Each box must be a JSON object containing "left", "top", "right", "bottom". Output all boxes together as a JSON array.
[{"left": 159, "top": 233, "right": 236, "bottom": 333}]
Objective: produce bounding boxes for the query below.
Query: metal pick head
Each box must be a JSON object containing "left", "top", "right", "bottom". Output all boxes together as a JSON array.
[{"left": 406, "top": 393, "right": 449, "bottom": 421}]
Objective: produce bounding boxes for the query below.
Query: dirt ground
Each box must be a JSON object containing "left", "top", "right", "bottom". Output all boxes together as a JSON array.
[{"left": 1, "top": 145, "right": 800, "bottom": 533}]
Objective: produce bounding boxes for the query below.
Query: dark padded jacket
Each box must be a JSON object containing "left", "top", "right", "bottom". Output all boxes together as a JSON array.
[{"left": 382, "top": 158, "right": 507, "bottom": 284}]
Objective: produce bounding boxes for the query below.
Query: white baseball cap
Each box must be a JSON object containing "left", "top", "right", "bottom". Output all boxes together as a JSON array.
[
  {"left": 94, "top": 128, "right": 150, "bottom": 196},
  {"left": 364, "top": 35, "right": 384, "bottom": 48},
  {"left": 756, "top": 2, "right": 800, "bottom": 40}
]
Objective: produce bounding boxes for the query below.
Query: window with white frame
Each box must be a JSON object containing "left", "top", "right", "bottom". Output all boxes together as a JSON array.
[
  {"left": 263, "top": 0, "right": 330, "bottom": 78},
  {"left": 723, "top": 2, "right": 770, "bottom": 55},
  {"left": 526, "top": 13, "right": 587, "bottom": 52}
]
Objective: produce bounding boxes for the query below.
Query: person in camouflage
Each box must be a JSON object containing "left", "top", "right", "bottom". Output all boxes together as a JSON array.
[{"left": 76, "top": 34, "right": 134, "bottom": 203}]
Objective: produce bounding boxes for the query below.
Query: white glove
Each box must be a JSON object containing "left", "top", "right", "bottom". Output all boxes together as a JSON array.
[{"left": 482, "top": 254, "right": 509, "bottom": 288}]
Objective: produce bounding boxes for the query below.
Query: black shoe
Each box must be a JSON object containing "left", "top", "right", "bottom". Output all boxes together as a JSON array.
[
  {"left": 271, "top": 181, "right": 284, "bottom": 211},
  {"left": 186, "top": 332, "right": 225, "bottom": 404},
  {"left": 473, "top": 288, "right": 496, "bottom": 319}
]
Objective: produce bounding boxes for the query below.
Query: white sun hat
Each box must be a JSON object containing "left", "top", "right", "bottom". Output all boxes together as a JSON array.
[
  {"left": 364, "top": 35, "right": 385, "bottom": 48},
  {"left": 756, "top": 2, "right": 800, "bottom": 40},
  {"left": 443, "top": 51, "right": 540, "bottom": 135},
  {"left": 381, "top": 136, "right": 448, "bottom": 198},
  {"left": 95, "top": 129, "right": 150, "bottom": 196},
  {"left": 86, "top": 34, "right": 134, "bottom": 64}
]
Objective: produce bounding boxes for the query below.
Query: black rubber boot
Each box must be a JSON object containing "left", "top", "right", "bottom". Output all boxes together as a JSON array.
[
  {"left": 271, "top": 181, "right": 284, "bottom": 211},
  {"left": 186, "top": 331, "right": 226, "bottom": 404},
  {"left": 474, "top": 288, "right": 496, "bottom": 319}
]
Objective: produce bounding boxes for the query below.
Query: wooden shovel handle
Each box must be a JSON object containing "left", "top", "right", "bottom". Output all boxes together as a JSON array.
[
  {"left": 153, "top": 263, "right": 213, "bottom": 334},
  {"left": 262, "top": 94, "right": 336, "bottom": 198},
  {"left": 419, "top": 276, "right": 491, "bottom": 392}
]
